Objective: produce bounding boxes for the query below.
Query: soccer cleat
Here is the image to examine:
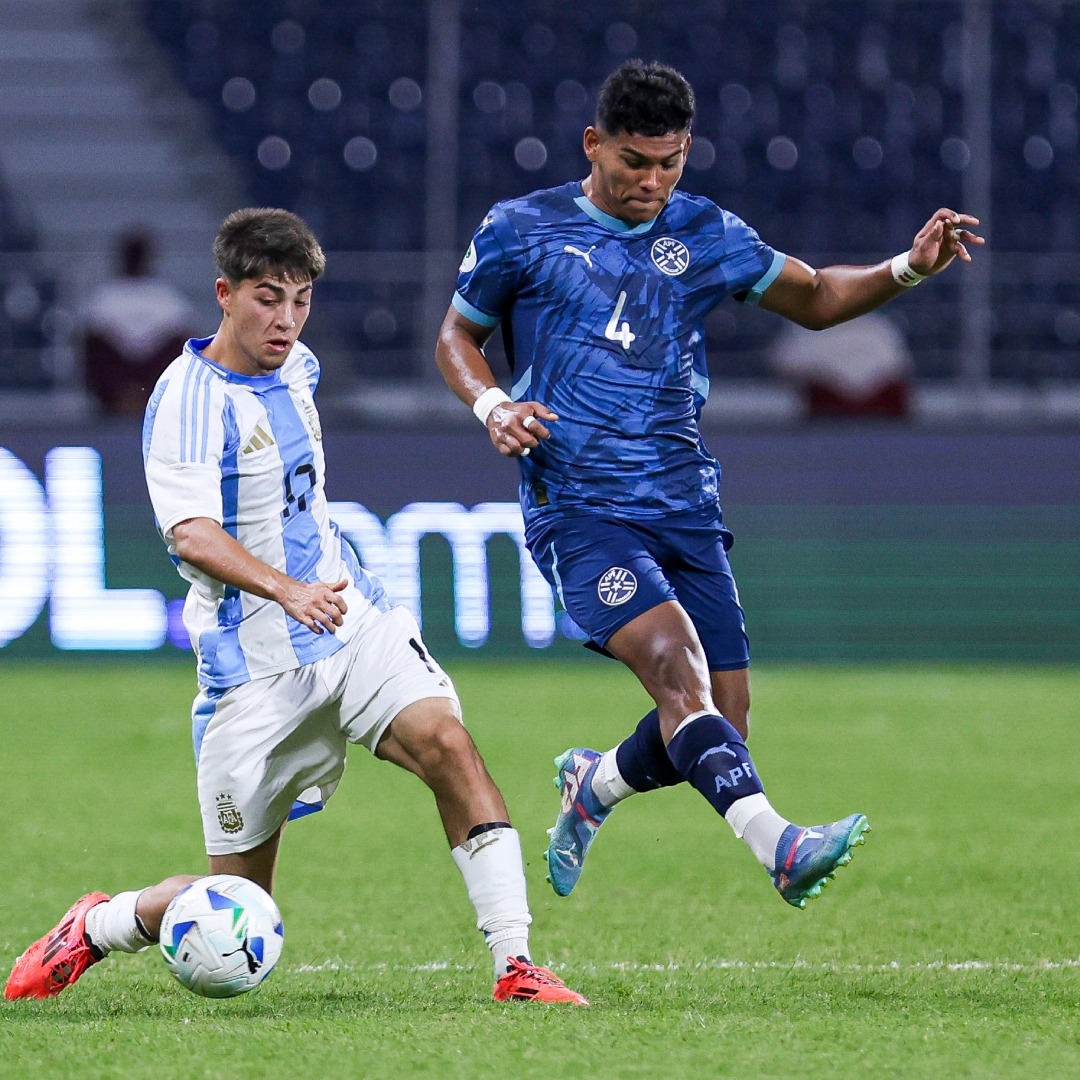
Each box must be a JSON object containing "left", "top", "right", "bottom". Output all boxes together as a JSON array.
[
  {"left": 4, "top": 892, "right": 110, "bottom": 1000},
  {"left": 770, "top": 814, "right": 870, "bottom": 909},
  {"left": 545, "top": 748, "right": 611, "bottom": 897},
  {"left": 493, "top": 956, "right": 589, "bottom": 1005}
]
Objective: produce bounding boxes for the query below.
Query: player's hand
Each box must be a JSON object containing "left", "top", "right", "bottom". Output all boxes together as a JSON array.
[
  {"left": 909, "top": 208, "right": 984, "bottom": 276},
  {"left": 280, "top": 578, "right": 348, "bottom": 634},
  {"left": 487, "top": 401, "right": 558, "bottom": 458}
]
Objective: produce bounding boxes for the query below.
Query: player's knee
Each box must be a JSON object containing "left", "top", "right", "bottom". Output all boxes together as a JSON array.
[
  {"left": 415, "top": 715, "right": 482, "bottom": 775},
  {"left": 642, "top": 639, "right": 711, "bottom": 707}
]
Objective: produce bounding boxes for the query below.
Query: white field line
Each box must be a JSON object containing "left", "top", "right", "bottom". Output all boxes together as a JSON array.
[{"left": 294, "top": 957, "right": 1080, "bottom": 975}]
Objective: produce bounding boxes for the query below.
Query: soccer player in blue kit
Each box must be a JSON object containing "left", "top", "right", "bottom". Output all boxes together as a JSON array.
[{"left": 436, "top": 61, "right": 983, "bottom": 908}]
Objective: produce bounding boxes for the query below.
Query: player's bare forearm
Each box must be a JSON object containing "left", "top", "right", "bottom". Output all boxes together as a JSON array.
[
  {"left": 760, "top": 258, "right": 900, "bottom": 330},
  {"left": 171, "top": 517, "right": 346, "bottom": 633},
  {"left": 760, "top": 208, "right": 984, "bottom": 330},
  {"left": 436, "top": 305, "right": 558, "bottom": 457}
]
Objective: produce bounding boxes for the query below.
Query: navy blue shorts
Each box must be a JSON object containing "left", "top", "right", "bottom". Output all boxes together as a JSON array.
[{"left": 527, "top": 503, "right": 750, "bottom": 671}]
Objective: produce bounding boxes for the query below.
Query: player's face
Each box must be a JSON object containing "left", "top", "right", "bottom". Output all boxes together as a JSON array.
[
  {"left": 583, "top": 127, "right": 690, "bottom": 224},
  {"left": 211, "top": 275, "right": 312, "bottom": 377}
]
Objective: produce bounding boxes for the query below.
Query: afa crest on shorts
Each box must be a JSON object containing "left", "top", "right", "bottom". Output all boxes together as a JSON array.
[
  {"left": 216, "top": 792, "right": 244, "bottom": 834},
  {"left": 597, "top": 567, "right": 637, "bottom": 606},
  {"left": 651, "top": 237, "right": 691, "bottom": 276}
]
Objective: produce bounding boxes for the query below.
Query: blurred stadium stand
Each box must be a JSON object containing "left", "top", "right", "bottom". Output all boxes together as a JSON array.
[{"left": 0, "top": 0, "right": 1077, "bottom": 423}]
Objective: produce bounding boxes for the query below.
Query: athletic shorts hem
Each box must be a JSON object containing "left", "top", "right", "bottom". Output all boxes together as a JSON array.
[{"left": 204, "top": 819, "right": 285, "bottom": 858}]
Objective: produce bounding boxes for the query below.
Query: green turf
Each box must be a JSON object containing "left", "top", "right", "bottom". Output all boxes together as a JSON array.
[{"left": 1, "top": 660, "right": 1077, "bottom": 1079}]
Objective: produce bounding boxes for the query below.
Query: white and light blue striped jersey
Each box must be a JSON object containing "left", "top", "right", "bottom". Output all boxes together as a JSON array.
[{"left": 142, "top": 336, "right": 389, "bottom": 689}]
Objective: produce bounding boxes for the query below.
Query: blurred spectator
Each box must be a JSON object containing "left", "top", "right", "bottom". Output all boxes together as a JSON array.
[
  {"left": 82, "top": 230, "right": 197, "bottom": 416},
  {"left": 767, "top": 311, "right": 913, "bottom": 419}
]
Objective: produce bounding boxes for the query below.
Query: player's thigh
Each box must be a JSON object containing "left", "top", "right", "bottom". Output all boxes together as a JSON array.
[
  {"left": 194, "top": 667, "right": 344, "bottom": 857},
  {"left": 666, "top": 531, "right": 750, "bottom": 675},
  {"left": 528, "top": 514, "right": 677, "bottom": 650},
  {"left": 337, "top": 605, "right": 461, "bottom": 755}
]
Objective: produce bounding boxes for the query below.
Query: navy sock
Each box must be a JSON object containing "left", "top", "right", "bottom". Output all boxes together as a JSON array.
[
  {"left": 665, "top": 713, "right": 764, "bottom": 816},
  {"left": 615, "top": 709, "right": 684, "bottom": 792}
]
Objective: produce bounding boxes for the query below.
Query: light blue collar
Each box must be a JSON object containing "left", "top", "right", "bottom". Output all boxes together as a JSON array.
[{"left": 574, "top": 190, "right": 659, "bottom": 235}]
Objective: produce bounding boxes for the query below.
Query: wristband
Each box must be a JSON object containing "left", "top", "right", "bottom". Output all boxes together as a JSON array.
[
  {"left": 472, "top": 386, "right": 512, "bottom": 425},
  {"left": 891, "top": 251, "right": 926, "bottom": 288}
]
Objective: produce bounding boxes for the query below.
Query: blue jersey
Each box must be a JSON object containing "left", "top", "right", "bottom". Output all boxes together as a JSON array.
[{"left": 453, "top": 182, "right": 785, "bottom": 527}]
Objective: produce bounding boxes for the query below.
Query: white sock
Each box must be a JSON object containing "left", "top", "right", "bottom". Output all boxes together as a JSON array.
[
  {"left": 450, "top": 827, "right": 533, "bottom": 979},
  {"left": 725, "top": 793, "right": 791, "bottom": 871},
  {"left": 83, "top": 891, "right": 153, "bottom": 954},
  {"left": 590, "top": 748, "right": 636, "bottom": 808}
]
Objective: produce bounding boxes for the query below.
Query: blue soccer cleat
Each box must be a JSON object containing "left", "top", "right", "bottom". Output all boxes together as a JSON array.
[
  {"left": 770, "top": 813, "right": 870, "bottom": 909},
  {"left": 545, "top": 748, "right": 612, "bottom": 897}
]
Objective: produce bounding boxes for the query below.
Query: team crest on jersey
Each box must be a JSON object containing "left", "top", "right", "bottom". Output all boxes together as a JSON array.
[
  {"left": 651, "top": 237, "right": 691, "bottom": 276},
  {"left": 216, "top": 793, "right": 244, "bottom": 834},
  {"left": 459, "top": 242, "right": 478, "bottom": 273},
  {"left": 597, "top": 567, "right": 637, "bottom": 606},
  {"left": 300, "top": 395, "right": 322, "bottom": 440}
]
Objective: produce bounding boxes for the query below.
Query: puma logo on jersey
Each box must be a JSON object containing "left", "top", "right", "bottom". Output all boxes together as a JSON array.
[
  {"left": 241, "top": 424, "right": 276, "bottom": 455},
  {"left": 564, "top": 244, "right": 596, "bottom": 268}
]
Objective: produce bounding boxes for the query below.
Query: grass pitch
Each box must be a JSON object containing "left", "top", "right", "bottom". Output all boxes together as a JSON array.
[{"left": 1, "top": 659, "right": 1077, "bottom": 1079}]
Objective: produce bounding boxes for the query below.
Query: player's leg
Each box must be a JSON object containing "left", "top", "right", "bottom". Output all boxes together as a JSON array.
[
  {"left": 568, "top": 558, "right": 752, "bottom": 843},
  {"left": 3, "top": 879, "right": 193, "bottom": 1000},
  {"left": 558, "top": 668, "right": 747, "bottom": 841},
  {"left": 82, "top": 663, "right": 341, "bottom": 978},
  {"left": 97, "top": 821, "right": 283, "bottom": 950},
  {"left": 91, "top": 820, "right": 283, "bottom": 952},
  {"left": 606, "top": 602, "right": 869, "bottom": 906},
  {"left": 554, "top": 561, "right": 751, "bottom": 838},
  {"left": 374, "top": 695, "right": 509, "bottom": 846},
  {"left": 711, "top": 668, "right": 751, "bottom": 739},
  {"left": 530, "top": 514, "right": 695, "bottom": 893},
  {"left": 345, "top": 606, "right": 586, "bottom": 1004},
  {"left": 6, "top": 675, "right": 303, "bottom": 1001}
]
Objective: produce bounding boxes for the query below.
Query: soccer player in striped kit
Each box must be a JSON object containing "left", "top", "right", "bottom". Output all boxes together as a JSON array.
[{"left": 6, "top": 209, "right": 586, "bottom": 1006}]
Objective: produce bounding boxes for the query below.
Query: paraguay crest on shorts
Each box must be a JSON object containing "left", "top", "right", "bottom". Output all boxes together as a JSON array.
[
  {"left": 597, "top": 567, "right": 637, "bottom": 606},
  {"left": 216, "top": 792, "right": 244, "bottom": 834}
]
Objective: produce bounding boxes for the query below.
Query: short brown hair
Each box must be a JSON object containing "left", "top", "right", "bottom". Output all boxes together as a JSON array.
[{"left": 212, "top": 208, "right": 326, "bottom": 284}]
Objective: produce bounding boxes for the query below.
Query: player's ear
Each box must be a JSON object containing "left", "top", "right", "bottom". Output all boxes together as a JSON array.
[
  {"left": 583, "top": 126, "right": 602, "bottom": 162},
  {"left": 214, "top": 277, "right": 232, "bottom": 312}
]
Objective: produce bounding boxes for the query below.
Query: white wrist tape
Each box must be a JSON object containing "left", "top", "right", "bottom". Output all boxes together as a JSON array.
[
  {"left": 472, "top": 386, "right": 512, "bottom": 425},
  {"left": 891, "top": 251, "right": 926, "bottom": 287}
]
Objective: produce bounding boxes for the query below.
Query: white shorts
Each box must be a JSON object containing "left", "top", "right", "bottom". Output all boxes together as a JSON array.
[{"left": 192, "top": 605, "right": 459, "bottom": 855}]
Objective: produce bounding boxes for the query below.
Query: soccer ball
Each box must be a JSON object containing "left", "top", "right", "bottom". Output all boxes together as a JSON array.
[{"left": 159, "top": 874, "right": 284, "bottom": 998}]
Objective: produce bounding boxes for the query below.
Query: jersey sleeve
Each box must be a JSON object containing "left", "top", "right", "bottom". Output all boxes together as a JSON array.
[
  {"left": 286, "top": 342, "right": 321, "bottom": 393},
  {"left": 142, "top": 370, "right": 228, "bottom": 541},
  {"left": 719, "top": 211, "right": 787, "bottom": 305},
  {"left": 451, "top": 204, "right": 525, "bottom": 327}
]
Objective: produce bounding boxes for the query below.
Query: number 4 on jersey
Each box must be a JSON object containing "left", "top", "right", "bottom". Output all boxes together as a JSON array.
[{"left": 604, "top": 291, "right": 636, "bottom": 350}]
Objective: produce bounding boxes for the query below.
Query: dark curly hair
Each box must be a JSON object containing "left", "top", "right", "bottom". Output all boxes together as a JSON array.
[
  {"left": 595, "top": 60, "right": 695, "bottom": 136},
  {"left": 213, "top": 208, "right": 326, "bottom": 284}
]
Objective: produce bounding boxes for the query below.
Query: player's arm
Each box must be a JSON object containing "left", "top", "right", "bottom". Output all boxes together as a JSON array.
[
  {"left": 759, "top": 208, "right": 984, "bottom": 330},
  {"left": 436, "top": 306, "right": 557, "bottom": 458},
  {"left": 171, "top": 516, "right": 346, "bottom": 634}
]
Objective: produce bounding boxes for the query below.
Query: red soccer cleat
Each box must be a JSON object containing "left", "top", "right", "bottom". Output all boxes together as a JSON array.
[
  {"left": 5, "top": 892, "right": 110, "bottom": 1000},
  {"left": 493, "top": 956, "right": 589, "bottom": 1005}
]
